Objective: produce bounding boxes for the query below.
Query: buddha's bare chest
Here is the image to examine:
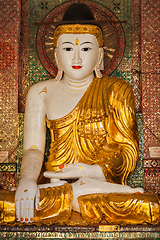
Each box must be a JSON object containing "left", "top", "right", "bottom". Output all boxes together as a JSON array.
[{"left": 45, "top": 89, "right": 84, "bottom": 120}]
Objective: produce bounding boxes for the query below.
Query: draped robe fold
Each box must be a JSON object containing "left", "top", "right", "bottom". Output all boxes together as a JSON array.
[{"left": 46, "top": 76, "right": 139, "bottom": 185}]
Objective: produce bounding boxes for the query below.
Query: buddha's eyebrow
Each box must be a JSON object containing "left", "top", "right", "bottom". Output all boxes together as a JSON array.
[
  {"left": 80, "top": 42, "right": 93, "bottom": 46},
  {"left": 62, "top": 42, "right": 74, "bottom": 45}
]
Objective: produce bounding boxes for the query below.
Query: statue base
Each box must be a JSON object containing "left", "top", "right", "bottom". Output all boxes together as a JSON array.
[{"left": 0, "top": 224, "right": 160, "bottom": 239}]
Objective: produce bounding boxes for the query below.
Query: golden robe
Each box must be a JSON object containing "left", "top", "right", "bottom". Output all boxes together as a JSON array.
[
  {"left": 46, "top": 76, "right": 139, "bottom": 185},
  {"left": 0, "top": 76, "right": 160, "bottom": 225}
]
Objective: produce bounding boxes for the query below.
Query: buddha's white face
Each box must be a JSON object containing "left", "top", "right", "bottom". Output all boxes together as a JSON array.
[{"left": 55, "top": 34, "right": 102, "bottom": 81}]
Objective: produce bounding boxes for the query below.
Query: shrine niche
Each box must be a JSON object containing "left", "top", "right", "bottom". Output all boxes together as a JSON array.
[{"left": 0, "top": 0, "right": 159, "bottom": 239}]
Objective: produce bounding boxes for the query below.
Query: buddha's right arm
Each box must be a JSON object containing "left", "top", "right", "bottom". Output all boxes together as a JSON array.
[
  {"left": 15, "top": 82, "right": 46, "bottom": 223},
  {"left": 20, "top": 149, "right": 44, "bottom": 182},
  {"left": 15, "top": 150, "right": 44, "bottom": 223}
]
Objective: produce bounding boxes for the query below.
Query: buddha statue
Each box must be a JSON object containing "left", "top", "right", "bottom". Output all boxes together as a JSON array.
[{"left": 0, "top": 3, "right": 159, "bottom": 226}]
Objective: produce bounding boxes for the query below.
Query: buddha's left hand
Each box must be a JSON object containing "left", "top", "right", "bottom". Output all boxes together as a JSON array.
[{"left": 43, "top": 163, "right": 106, "bottom": 182}]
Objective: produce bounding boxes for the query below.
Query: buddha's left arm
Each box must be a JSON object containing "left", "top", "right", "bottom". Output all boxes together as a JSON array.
[{"left": 100, "top": 78, "right": 139, "bottom": 185}]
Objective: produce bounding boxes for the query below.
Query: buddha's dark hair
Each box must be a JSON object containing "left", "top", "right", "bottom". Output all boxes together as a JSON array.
[{"left": 55, "top": 3, "right": 102, "bottom": 32}]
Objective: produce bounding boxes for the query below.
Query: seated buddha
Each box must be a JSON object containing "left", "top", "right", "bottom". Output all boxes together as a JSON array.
[{"left": 0, "top": 3, "right": 159, "bottom": 226}]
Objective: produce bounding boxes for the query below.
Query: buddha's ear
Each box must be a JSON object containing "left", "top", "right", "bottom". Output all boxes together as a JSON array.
[
  {"left": 95, "top": 48, "right": 104, "bottom": 78},
  {"left": 54, "top": 48, "right": 63, "bottom": 81},
  {"left": 54, "top": 48, "right": 59, "bottom": 68},
  {"left": 98, "top": 47, "right": 104, "bottom": 66}
]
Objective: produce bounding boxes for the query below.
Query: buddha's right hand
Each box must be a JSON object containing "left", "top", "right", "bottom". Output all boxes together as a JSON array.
[{"left": 15, "top": 178, "right": 40, "bottom": 223}]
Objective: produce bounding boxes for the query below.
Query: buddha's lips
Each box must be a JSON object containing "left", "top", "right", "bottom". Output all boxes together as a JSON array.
[{"left": 72, "top": 65, "right": 82, "bottom": 69}]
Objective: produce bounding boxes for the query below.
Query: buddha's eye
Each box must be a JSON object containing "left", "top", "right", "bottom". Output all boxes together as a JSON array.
[
  {"left": 81, "top": 47, "right": 92, "bottom": 51},
  {"left": 63, "top": 47, "right": 73, "bottom": 51}
]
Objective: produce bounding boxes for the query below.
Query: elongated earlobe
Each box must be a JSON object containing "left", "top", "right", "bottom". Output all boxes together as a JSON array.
[
  {"left": 54, "top": 49, "right": 63, "bottom": 81},
  {"left": 95, "top": 66, "right": 102, "bottom": 78},
  {"left": 54, "top": 68, "right": 63, "bottom": 81},
  {"left": 95, "top": 48, "right": 104, "bottom": 78}
]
